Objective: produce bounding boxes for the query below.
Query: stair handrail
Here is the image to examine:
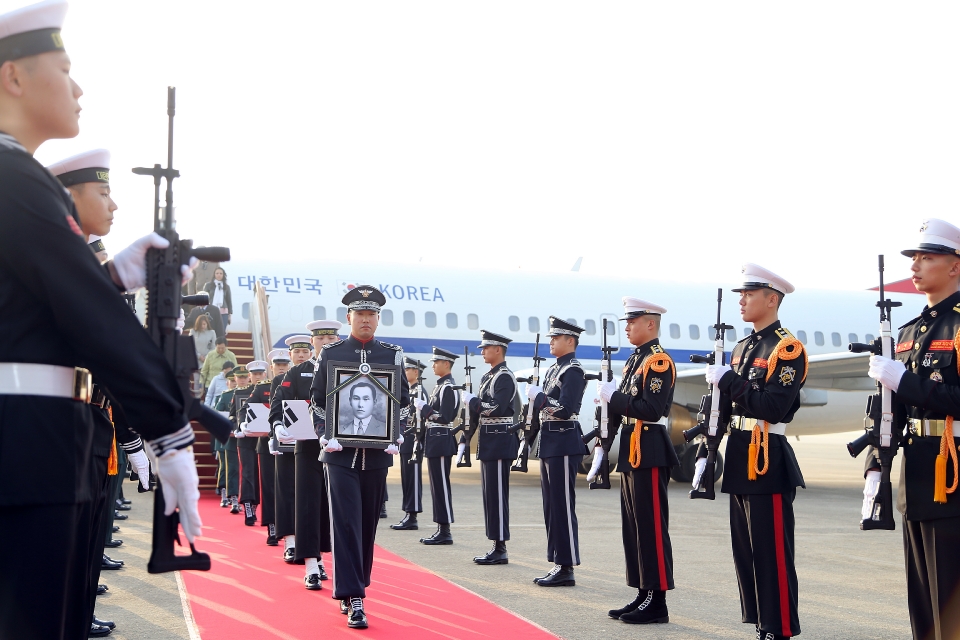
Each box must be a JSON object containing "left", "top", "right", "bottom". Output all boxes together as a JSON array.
[{"left": 249, "top": 282, "right": 272, "bottom": 361}]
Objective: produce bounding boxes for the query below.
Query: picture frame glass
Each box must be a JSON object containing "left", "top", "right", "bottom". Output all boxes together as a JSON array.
[{"left": 324, "top": 360, "right": 400, "bottom": 449}]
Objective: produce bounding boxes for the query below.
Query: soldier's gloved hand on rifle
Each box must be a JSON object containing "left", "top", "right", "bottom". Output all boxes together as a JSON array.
[
  {"left": 598, "top": 380, "right": 616, "bottom": 402},
  {"left": 275, "top": 423, "right": 295, "bottom": 444},
  {"left": 324, "top": 438, "right": 343, "bottom": 453},
  {"left": 128, "top": 450, "right": 151, "bottom": 491},
  {"left": 239, "top": 421, "right": 250, "bottom": 436},
  {"left": 111, "top": 232, "right": 199, "bottom": 291},
  {"left": 861, "top": 469, "right": 882, "bottom": 520},
  {"left": 268, "top": 438, "right": 282, "bottom": 456},
  {"left": 868, "top": 355, "right": 906, "bottom": 392},
  {"left": 149, "top": 445, "right": 202, "bottom": 543},
  {"left": 525, "top": 384, "right": 542, "bottom": 401},
  {"left": 692, "top": 457, "right": 708, "bottom": 490},
  {"left": 705, "top": 364, "right": 731, "bottom": 386},
  {"left": 456, "top": 442, "right": 466, "bottom": 460},
  {"left": 413, "top": 398, "right": 427, "bottom": 411},
  {"left": 462, "top": 390, "right": 476, "bottom": 405},
  {"left": 585, "top": 445, "right": 605, "bottom": 482}
]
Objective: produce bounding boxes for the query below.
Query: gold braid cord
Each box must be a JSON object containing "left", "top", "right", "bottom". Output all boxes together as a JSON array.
[
  {"left": 933, "top": 328, "right": 960, "bottom": 503},
  {"left": 107, "top": 406, "right": 118, "bottom": 476},
  {"left": 765, "top": 336, "right": 808, "bottom": 384},
  {"left": 629, "top": 353, "right": 675, "bottom": 469}
]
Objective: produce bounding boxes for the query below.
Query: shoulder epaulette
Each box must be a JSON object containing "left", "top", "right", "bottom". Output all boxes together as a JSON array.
[
  {"left": 650, "top": 343, "right": 665, "bottom": 355},
  {"left": 378, "top": 341, "right": 402, "bottom": 350},
  {"left": 639, "top": 349, "right": 675, "bottom": 384},
  {"left": 774, "top": 327, "right": 793, "bottom": 340},
  {"left": 953, "top": 302, "right": 960, "bottom": 314},
  {"left": 257, "top": 379, "right": 271, "bottom": 386},
  {"left": 321, "top": 340, "right": 343, "bottom": 350},
  {"left": 766, "top": 329, "right": 808, "bottom": 384},
  {"left": 568, "top": 358, "right": 583, "bottom": 368}
]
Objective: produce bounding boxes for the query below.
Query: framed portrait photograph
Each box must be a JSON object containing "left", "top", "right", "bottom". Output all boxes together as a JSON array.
[{"left": 324, "top": 360, "right": 401, "bottom": 449}]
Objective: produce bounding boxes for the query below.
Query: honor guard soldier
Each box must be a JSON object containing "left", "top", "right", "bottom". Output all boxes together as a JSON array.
[
  {"left": 269, "top": 334, "right": 315, "bottom": 563},
  {"left": 245, "top": 352, "right": 288, "bottom": 545},
  {"left": 865, "top": 219, "right": 960, "bottom": 640},
  {"left": 215, "top": 370, "right": 238, "bottom": 506},
  {"left": 221, "top": 366, "right": 251, "bottom": 514},
  {"left": 462, "top": 330, "right": 519, "bottom": 565},
  {"left": 309, "top": 286, "right": 409, "bottom": 629},
  {"left": 596, "top": 300, "right": 679, "bottom": 623},
  {"left": 525, "top": 317, "right": 588, "bottom": 587},
  {"left": 279, "top": 320, "right": 342, "bottom": 589},
  {"left": 0, "top": 3, "right": 203, "bottom": 636},
  {"left": 236, "top": 360, "right": 268, "bottom": 525},
  {"left": 705, "top": 265, "right": 806, "bottom": 640},
  {"left": 391, "top": 357, "right": 427, "bottom": 531},
  {"left": 415, "top": 347, "right": 462, "bottom": 545}
]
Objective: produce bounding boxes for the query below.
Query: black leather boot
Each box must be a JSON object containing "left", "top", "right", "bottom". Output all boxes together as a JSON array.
[
  {"left": 266, "top": 524, "right": 278, "bottom": 546},
  {"left": 380, "top": 502, "right": 388, "bottom": 519},
  {"left": 473, "top": 540, "right": 508, "bottom": 565},
  {"left": 534, "top": 564, "right": 575, "bottom": 587},
  {"left": 420, "top": 523, "right": 453, "bottom": 545},
  {"left": 390, "top": 512, "right": 419, "bottom": 530},
  {"left": 608, "top": 590, "right": 646, "bottom": 619},
  {"left": 229, "top": 496, "right": 240, "bottom": 514},
  {"left": 619, "top": 590, "right": 668, "bottom": 624},
  {"left": 243, "top": 502, "right": 256, "bottom": 526}
]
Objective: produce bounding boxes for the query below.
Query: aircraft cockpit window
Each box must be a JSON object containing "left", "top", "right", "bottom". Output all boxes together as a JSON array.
[
  {"left": 669, "top": 323, "right": 680, "bottom": 339},
  {"left": 797, "top": 330, "right": 808, "bottom": 344},
  {"left": 584, "top": 319, "right": 596, "bottom": 335},
  {"left": 865, "top": 333, "right": 875, "bottom": 342},
  {"left": 447, "top": 313, "right": 458, "bottom": 329},
  {"left": 337, "top": 307, "right": 347, "bottom": 323},
  {"left": 425, "top": 312, "right": 437, "bottom": 328},
  {"left": 831, "top": 332, "right": 842, "bottom": 347},
  {"left": 814, "top": 331, "right": 825, "bottom": 346},
  {"left": 509, "top": 316, "right": 520, "bottom": 332},
  {"left": 313, "top": 306, "right": 326, "bottom": 321},
  {"left": 403, "top": 311, "right": 415, "bottom": 327},
  {"left": 848, "top": 333, "right": 858, "bottom": 344},
  {"left": 468, "top": 314, "right": 479, "bottom": 330},
  {"left": 528, "top": 317, "right": 540, "bottom": 333},
  {"left": 689, "top": 325, "right": 700, "bottom": 340},
  {"left": 381, "top": 309, "right": 394, "bottom": 326}
]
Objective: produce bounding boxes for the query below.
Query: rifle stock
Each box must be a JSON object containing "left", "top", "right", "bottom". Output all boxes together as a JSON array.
[
  {"left": 582, "top": 319, "right": 616, "bottom": 489},
  {"left": 456, "top": 346, "right": 474, "bottom": 468},
  {"left": 511, "top": 334, "right": 543, "bottom": 472},
  {"left": 408, "top": 360, "right": 425, "bottom": 466}
]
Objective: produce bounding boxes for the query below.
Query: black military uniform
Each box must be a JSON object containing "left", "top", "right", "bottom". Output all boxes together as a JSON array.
[
  {"left": 392, "top": 357, "right": 427, "bottom": 531},
  {"left": 215, "top": 381, "right": 240, "bottom": 510},
  {"left": 716, "top": 268, "right": 806, "bottom": 640},
  {"left": 873, "top": 221, "right": 960, "bottom": 640},
  {"left": 0, "top": 10, "right": 195, "bottom": 637},
  {"left": 418, "top": 347, "right": 462, "bottom": 544},
  {"left": 528, "top": 318, "right": 589, "bottom": 587},
  {"left": 242, "top": 364, "right": 279, "bottom": 542},
  {"left": 464, "top": 331, "right": 519, "bottom": 564},
  {"left": 231, "top": 370, "right": 259, "bottom": 524},
  {"left": 310, "top": 286, "right": 409, "bottom": 628}
]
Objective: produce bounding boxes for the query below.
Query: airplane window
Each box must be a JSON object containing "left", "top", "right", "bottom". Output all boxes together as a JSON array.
[
  {"left": 669, "top": 323, "right": 680, "bottom": 339},
  {"left": 509, "top": 316, "right": 520, "bottom": 332},
  {"left": 606, "top": 321, "right": 615, "bottom": 336},
  {"left": 529, "top": 317, "right": 540, "bottom": 333},
  {"left": 865, "top": 333, "right": 875, "bottom": 342},
  {"left": 446, "top": 313, "right": 457, "bottom": 329},
  {"left": 831, "top": 332, "right": 842, "bottom": 347},
  {"left": 313, "top": 306, "right": 326, "bottom": 321},
  {"left": 404, "top": 310, "right": 415, "bottom": 327},
  {"left": 815, "top": 331, "right": 825, "bottom": 346},
  {"left": 336, "top": 307, "right": 347, "bottom": 323},
  {"left": 242, "top": 302, "right": 249, "bottom": 320},
  {"left": 848, "top": 333, "right": 858, "bottom": 344},
  {"left": 584, "top": 319, "right": 596, "bottom": 335},
  {"left": 689, "top": 325, "right": 700, "bottom": 340},
  {"left": 468, "top": 314, "right": 479, "bottom": 330},
  {"left": 797, "top": 330, "right": 807, "bottom": 344},
  {"left": 425, "top": 312, "right": 437, "bottom": 328},
  {"left": 381, "top": 309, "right": 394, "bottom": 326},
  {"left": 743, "top": 327, "right": 751, "bottom": 337},
  {"left": 566, "top": 318, "right": 577, "bottom": 326},
  {"left": 725, "top": 328, "right": 736, "bottom": 342}
]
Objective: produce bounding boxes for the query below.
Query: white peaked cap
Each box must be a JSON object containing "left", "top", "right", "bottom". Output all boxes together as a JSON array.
[
  {"left": 267, "top": 349, "right": 290, "bottom": 362},
  {"left": 732, "top": 263, "right": 795, "bottom": 295},
  {"left": 620, "top": 297, "right": 667, "bottom": 320},
  {"left": 0, "top": 0, "right": 67, "bottom": 40},
  {"left": 47, "top": 149, "right": 110, "bottom": 184},
  {"left": 901, "top": 218, "right": 960, "bottom": 257},
  {"left": 246, "top": 360, "right": 268, "bottom": 372},
  {"left": 285, "top": 334, "right": 313, "bottom": 347},
  {"left": 306, "top": 320, "right": 342, "bottom": 335}
]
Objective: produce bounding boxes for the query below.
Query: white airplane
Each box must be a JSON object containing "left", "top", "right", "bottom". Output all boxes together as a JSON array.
[{"left": 213, "top": 258, "right": 922, "bottom": 481}]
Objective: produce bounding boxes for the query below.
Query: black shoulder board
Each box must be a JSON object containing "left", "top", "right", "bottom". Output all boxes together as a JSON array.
[
  {"left": 379, "top": 341, "right": 402, "bottom": 351},
  {"left": 775, "top": 328, "right": 794, "bottom": 340},
  {"left": 321, "top": 340, "right": 343, "bottom": 350},
  {"left": 953, "top": 303, "right": 960, "bottom": 314},
  {"left": 569, "top": 358, "right": 583, "bottom": 368}
]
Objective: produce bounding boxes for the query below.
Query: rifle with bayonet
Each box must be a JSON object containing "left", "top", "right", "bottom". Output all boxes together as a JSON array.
[
  {"left": 682, "top": 288, "right": 733, "bottom": 500},
  {"left": 455, "top": 346, "right": 475, "bottom": 467},
  {"left": 583, "top": 319, "right": 617, "bottom": 489},
  {"left": 408, "top": 360, "right": 426, "bottom": 467},
  {"left": 510, "top": 333, "right": 545, "bottom": 472},
  {"left": 135, "top": 87, "right": 233, "bottom": 574},
  {"left": 847, "top": 255, "right": 900, "bottom": 530}
]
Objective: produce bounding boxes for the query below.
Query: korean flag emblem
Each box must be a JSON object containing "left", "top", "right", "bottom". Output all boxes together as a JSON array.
[{"left": 778, "top": 366, "right": 796, "bottom": 387}]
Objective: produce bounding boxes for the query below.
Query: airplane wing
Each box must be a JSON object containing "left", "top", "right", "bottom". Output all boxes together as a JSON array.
[{"left": 676, "top": 351, "right": 871, "bottom": 392}]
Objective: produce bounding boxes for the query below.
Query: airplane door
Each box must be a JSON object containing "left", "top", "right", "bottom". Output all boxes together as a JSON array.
[{"left": 599, "top": 313, "right": 621, "bottom": 353}]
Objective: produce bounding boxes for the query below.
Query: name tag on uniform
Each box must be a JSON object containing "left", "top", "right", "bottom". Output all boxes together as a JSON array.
[{"left": 301, "top": 372, "right": 314, "bottom": 377}]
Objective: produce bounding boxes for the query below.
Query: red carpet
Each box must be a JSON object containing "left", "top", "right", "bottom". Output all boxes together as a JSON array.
[{"left": 179, "top": 494, "right": 558, "bottom": 639}]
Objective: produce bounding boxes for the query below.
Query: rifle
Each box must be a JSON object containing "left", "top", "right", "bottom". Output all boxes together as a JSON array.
[
  {"left": 847, "top": 256, "right": 900, "bottom": 530},
  {"left": 408, "top": 360, "right": 425, "bottom": 466},
  {"left": 455, "top": 346, "right": 475, "bottom": 467},
  {"left": 510, "top": 333, "right": 545, "bottom": 472},
  {"left": 135, "top": 87, "right": 233, "bottom": 574},
  {"left": 683, "top": 288, "right": 733, "bottom": 500},
  {"left": 582, "top": 319, "right": 617, "bottom": 489}
]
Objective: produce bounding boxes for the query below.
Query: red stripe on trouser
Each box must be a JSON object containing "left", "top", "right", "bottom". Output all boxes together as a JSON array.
[
  {"left": 772, "top": 494, "right": 791, "bottom": 637},
  {"left": 651, "top": 467, "right": 668, "bottom": 590}
]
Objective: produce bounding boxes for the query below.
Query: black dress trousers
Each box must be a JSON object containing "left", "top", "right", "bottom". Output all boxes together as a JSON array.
[
  {"left": 621, "top": 466, "right": 675, "bottom": 591},
  {"left": 258, "top": 439, "right": 276, "bottom": 526},
  {"left": 84, "top": 455, "right": 111, "bottom": 627},
  {"left": 903, "top": 514, "right": 960, "bottom": 640},
  {"left": 427, "top": 455, "right": 454, "bottom": 524},
  {"left": 325, "top": 463, "right": 388, "bottom": 600},
  {"left": 398, "top": 450, "right": 423, "bottom": 514},
  {"left": 480, "top": 459, "right": 511, "bottom": 541},
  {"left": 238, "top": 437, "right": 260, "bottom": 505},
  {"left": 224, "top": 437, "right": 240, "bottom": 498},
  {"left": 274, "top": 451, "right": 297, "bottom": 539},
  {"left": 730, "top": 490, "right": 800, "bottom": 638},
  {"left": 540, "top": 454, "right": 582, "bottom": 566},
  {"left": 295, "top": 438, "right": 331, "bottom": 560}
]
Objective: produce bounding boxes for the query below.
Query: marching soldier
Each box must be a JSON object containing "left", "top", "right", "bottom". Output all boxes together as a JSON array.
[
  {"left": 277, "top": 320, "right": 342, "bottom": 589},
  {"left": 215, "top": 370, "right": 238, "bottom": 506},
  {"left": 391, "top": 357, "right": 427, "bottom": 531},
  {"left": 268, "top": 335, "right": 315, "bottom": 563},
  {"left": 416, "top": 348, "right": 462, "bottom": 545},
  {"left": 705, "top": 265, "right": 806, "bottom": 640},
  {"left": 526, "top": 317, "right": 588, "bottom": 587},
  {"left": 220, "top": 366, "right": 251, "bottom": 514},
  {"left": 245, "top": 351, "right": 288, "bottom": 545},
  {"left": 462, "top": 330, "right": 519, "bottom": 565},
  {"left": 236, "top": 360, "right": 268, "bottom": 525},
  {"left": 598, "top": 299, "right": 679, "bottom": 623},
  {"left": 309, "top": 286, "right": 409, "bottom": 629},
  {"left": 865, "top": 219, "right": 960, "bottom": 640}
]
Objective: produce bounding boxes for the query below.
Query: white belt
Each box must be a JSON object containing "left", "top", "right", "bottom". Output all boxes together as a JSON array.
[
  {"left": 425, "top": 422, "right": 453, "bottom": 429},
  {"left": 0, "top": 363, "right": 93, "bottom": 403},
  {"left": 730, "top": 416, "right": 786, "bottom": 436},
  {"left": 541, "top": 414, "right": 579, "bottom": 422},
  {"left": 479, "top": 417, "right": 513, "bottom": 425}
]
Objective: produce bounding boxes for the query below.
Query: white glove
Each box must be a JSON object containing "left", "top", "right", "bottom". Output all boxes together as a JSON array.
[
  {"left": 585, "top": 446, "right": 605, "bottom": 482},
  {"left": 691, "top": 457, "right": 708, "bottom": 489},
  {"left": 525, "top": 384, "right": 542, "bottom": 401},
  {"left": 239, "top": 421, "right": 250, "bottom": 436},
  {"left": 598, "top": 380, "right": 617, "bottom": 402},
  {"left": 176, "top": 309, "right": 185, "bottom": 332},
  {"left": 268, "top": 438, "right": 282, "bottom": 455},
  {"left": 861, "top": 469, "right": 882, "bottom": 521},
  {"left": 128, "top": 450, "right": 151, "bottom": 490},
  {"left": 324, "top": 438, "right": 343, "bottom": 453},
  {"left": 112, "top": 233, "right": 200, "bottom": 291},
  {"left": 462, "top": 390, "right": 476, "bottom": 405},
  {"left": 868, "top": 355, "right": 907, "bottom": 393},
  {"left": 233, "top": 427, "right": 245, "bottom": 438},
  {"left": 319, "top": 435, "right": 329, "bottom": 447},
  {"left": 456, "top": 442, "right": 466, "bottom": 461},
  {"left": 275, "top": 424, "right": 296, "bottom": 444},
  {"left": 385, "top": 444, "right": 399, "bottom": 455},
  {"left": 396, "top": 433, "right": 404, "bottom": 446},
  {"left": 413, "top": 398, "right": 427, "bottom": 411},
  {"left": 156, "top": 447, "right": 202, "bottom": 543},
  {"left": 705, "top": 364, "right": 732, "bottom": 386}
]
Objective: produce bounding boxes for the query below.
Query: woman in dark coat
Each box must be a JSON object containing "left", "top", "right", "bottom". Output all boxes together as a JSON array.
[{"left": 203, "top": 267, "right": 233, "bottom": 330}]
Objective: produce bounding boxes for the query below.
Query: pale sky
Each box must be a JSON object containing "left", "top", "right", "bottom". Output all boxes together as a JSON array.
[{"left": 29, "top": 1, "right": 960, "bottom": 291}]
